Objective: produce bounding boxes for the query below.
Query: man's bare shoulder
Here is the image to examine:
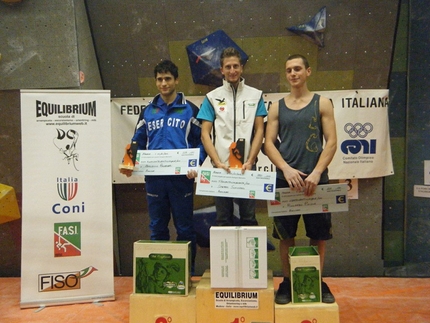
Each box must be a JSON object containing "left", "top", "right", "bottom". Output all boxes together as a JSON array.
[
  {"left": 318, "top": 95, "right": 334, "bottom": 109},
  {"left": 318, "top": 95, "right": 331, "bottom": 102}
]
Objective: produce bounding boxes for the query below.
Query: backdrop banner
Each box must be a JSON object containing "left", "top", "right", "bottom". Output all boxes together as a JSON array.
[
  {"left": 111, "top": 89, "right": 393, "bottom": 183},
  {"left": 20, "top": 90, "right": 114, "bottom": 308}
]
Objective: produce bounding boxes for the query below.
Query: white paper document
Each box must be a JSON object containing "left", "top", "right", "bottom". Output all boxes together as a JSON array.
[
  {"left": 196, "top": 168, "right": 276, "bottom": 200},
  {"left": 133, "top": 148, "right": 199, "bottom": 175},
  {"left": 267, "top": 183, "right": 349, "bottom": 216}
]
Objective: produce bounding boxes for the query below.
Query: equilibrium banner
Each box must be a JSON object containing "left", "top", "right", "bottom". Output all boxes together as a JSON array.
[
  {"left": 111, "top": 89, "right": 393, "bottom": 183},
  {"left": 20, "top": 90, "right": 114, "bottom": 308}
]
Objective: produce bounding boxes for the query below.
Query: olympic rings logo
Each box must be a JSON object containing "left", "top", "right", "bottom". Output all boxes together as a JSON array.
[{"left": 344, "top": 122, "right": 373, "bottom": 138}]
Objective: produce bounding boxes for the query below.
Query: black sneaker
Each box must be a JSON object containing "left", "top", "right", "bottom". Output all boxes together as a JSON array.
[
  {"left": 275, "top": 278, "right": 292, "bottom": 304},
  {"left": 321, "top": 281, "right": 335, "bottom": 303}
]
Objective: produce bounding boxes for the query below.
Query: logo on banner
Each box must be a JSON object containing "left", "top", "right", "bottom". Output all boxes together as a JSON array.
[
  {"left": 54, "top": 222, "right": 81, "bottom": 257},
  {"left": 57, "top": 177, "right": 78, "bottom": 201},
  {"left": 341, "top": 122, "right": 376, "bottom": 155},
  {"left": 53, "top": 128, "right": 80, "bottom": 171},
  {"left": 155, "top": 317, "right": 172, "bottom": 323},
  {"left": 38, "top": 266, "right": 98, "bottom": 292}
]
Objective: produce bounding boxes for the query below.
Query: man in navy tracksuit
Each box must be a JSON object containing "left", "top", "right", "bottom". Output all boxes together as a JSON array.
[{"left": 120, "top": 60, "right": 205, "bottom": 274}]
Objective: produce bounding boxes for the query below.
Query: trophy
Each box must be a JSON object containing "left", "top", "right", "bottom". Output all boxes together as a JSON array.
[
  {"left": 229, "top": 138, "right": 245, "bottom": 168},
  {"left": 119, "top": 141, "right": 138, "bottom": 171}
]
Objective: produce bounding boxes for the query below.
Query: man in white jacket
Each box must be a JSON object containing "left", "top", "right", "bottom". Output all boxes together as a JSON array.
[{"left": 197, "top": 47, "right": 267, "bottom": 226}]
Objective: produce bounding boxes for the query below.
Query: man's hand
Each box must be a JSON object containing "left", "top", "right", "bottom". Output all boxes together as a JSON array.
[
  {"left": 186, "top": 169, "right": 198, "bottom": 179},
  {"left": 303, "top": 171, "right": 321, "bottom": 196},
  {"left": 282, "top": 166, "right": 307, "bottom": 192}
]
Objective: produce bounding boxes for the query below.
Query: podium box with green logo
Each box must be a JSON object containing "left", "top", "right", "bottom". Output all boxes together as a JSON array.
[
  {"left": 289, "top": 246, "right": 321, "bottom": 303},
  {"left": 133, "top": 240, "right": 191, "bottom": 296}
]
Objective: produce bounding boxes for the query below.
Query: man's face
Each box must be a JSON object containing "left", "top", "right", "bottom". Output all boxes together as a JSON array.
[
  {"left": 285, "top": 58, "right": 311, "bottom": 87},
  {"left": 220, "top": 56, "right": 243, "bottom": 86},
  {"left": 155, "top": 72, "right": 178, "bottom": 97}
]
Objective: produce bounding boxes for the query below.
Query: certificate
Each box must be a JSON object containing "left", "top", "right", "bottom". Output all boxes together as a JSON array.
[
  {"left": 196, "top": 168, "right": 276, "bottom": 200},
  {"left": 267, "top": 183, "right": 349, "bottom": 217},
  {"left": 133, "top": 148, "right": 199, "bottom": 175}
]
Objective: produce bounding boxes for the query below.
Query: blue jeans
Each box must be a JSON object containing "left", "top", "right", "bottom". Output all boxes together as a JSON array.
[{"left": 214, "top": 196, "right": 258, "bottom": 226}]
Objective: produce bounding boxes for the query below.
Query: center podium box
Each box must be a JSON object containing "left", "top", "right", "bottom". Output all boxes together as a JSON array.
[
  {"left": 196, "top": 270, "right": 274, "bottom": 323},
  {"left": 210, "top": 226, "right": 267, "bottom": 288}
]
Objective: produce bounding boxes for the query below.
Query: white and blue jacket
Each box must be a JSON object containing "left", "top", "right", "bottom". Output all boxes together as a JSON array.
[{"left": 132, "top": 92, "right": 206, "bottom": 165}]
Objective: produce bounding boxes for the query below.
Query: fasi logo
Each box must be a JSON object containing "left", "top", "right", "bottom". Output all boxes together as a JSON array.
[
  {"left": 57, "top": 177, "right": 78, "bottom": 201},
  {"left": 341, "top": 122, "right": 376, "bottom": 155},
  {"left": 38, "top": 266, "right": 97, "bottom": 292},
  {"left": 54, "top": 222, "right": 81, "bottom": 257}
]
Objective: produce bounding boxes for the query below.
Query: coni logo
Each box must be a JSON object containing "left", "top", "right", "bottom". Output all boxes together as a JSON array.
[
  {"left": 57, "top": 177, "right": 78, "bottom": 201},
  {"left": 341, "top": 122, "right": 376, "bottom": 154}
]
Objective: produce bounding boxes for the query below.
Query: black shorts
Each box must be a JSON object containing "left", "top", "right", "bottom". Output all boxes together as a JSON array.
[{"left": 272, "top": 178, "right": 333, "bottom": 241}]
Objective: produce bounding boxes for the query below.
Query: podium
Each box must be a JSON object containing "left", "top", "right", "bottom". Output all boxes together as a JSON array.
[{"left": 129, "top": 271, "right": 339, "bottom": 323}]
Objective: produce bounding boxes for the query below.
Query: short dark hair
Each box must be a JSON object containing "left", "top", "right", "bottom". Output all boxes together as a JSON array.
[
  {"left": 154, "top": 60, "right": 179, "bottom": 79},
  {"left": 220, "top": 47, "right": 241, "bottom": 67},
  {"left": 286, "top": 54, "right": 310, "bottom": 69}
]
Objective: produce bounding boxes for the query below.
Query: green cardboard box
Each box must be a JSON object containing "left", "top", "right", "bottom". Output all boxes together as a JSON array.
[
  {"left": 289, "top": 246, "right": 321, "bottom": 303},
  {"left": 133, "top": 240, "right": 191, "bottom": 295}
]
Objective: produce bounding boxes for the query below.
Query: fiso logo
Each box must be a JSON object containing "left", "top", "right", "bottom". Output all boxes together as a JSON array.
[
  {"left": 341, "top": 122, "right": 376, "bottom": 154},
  {"left": 38, "top": 266, "right": 97, "bottom": 292}
]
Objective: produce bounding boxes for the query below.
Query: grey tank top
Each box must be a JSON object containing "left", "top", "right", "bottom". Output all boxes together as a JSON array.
[{"left": 276, "top": 93, "right": 329, "bottom": 183}]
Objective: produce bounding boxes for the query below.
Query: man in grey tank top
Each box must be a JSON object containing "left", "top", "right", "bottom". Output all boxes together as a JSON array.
[{"left": 264, "top": 54, "right": 337, "bottom": 304}]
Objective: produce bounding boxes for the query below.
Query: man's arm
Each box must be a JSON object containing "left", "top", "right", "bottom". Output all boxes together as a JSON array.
[
  {"left": 303, "top": 96, "right": 337, "bottom": 196},
  {"left": 201, "top": 120, "right": 230, "bottom": 172}
]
